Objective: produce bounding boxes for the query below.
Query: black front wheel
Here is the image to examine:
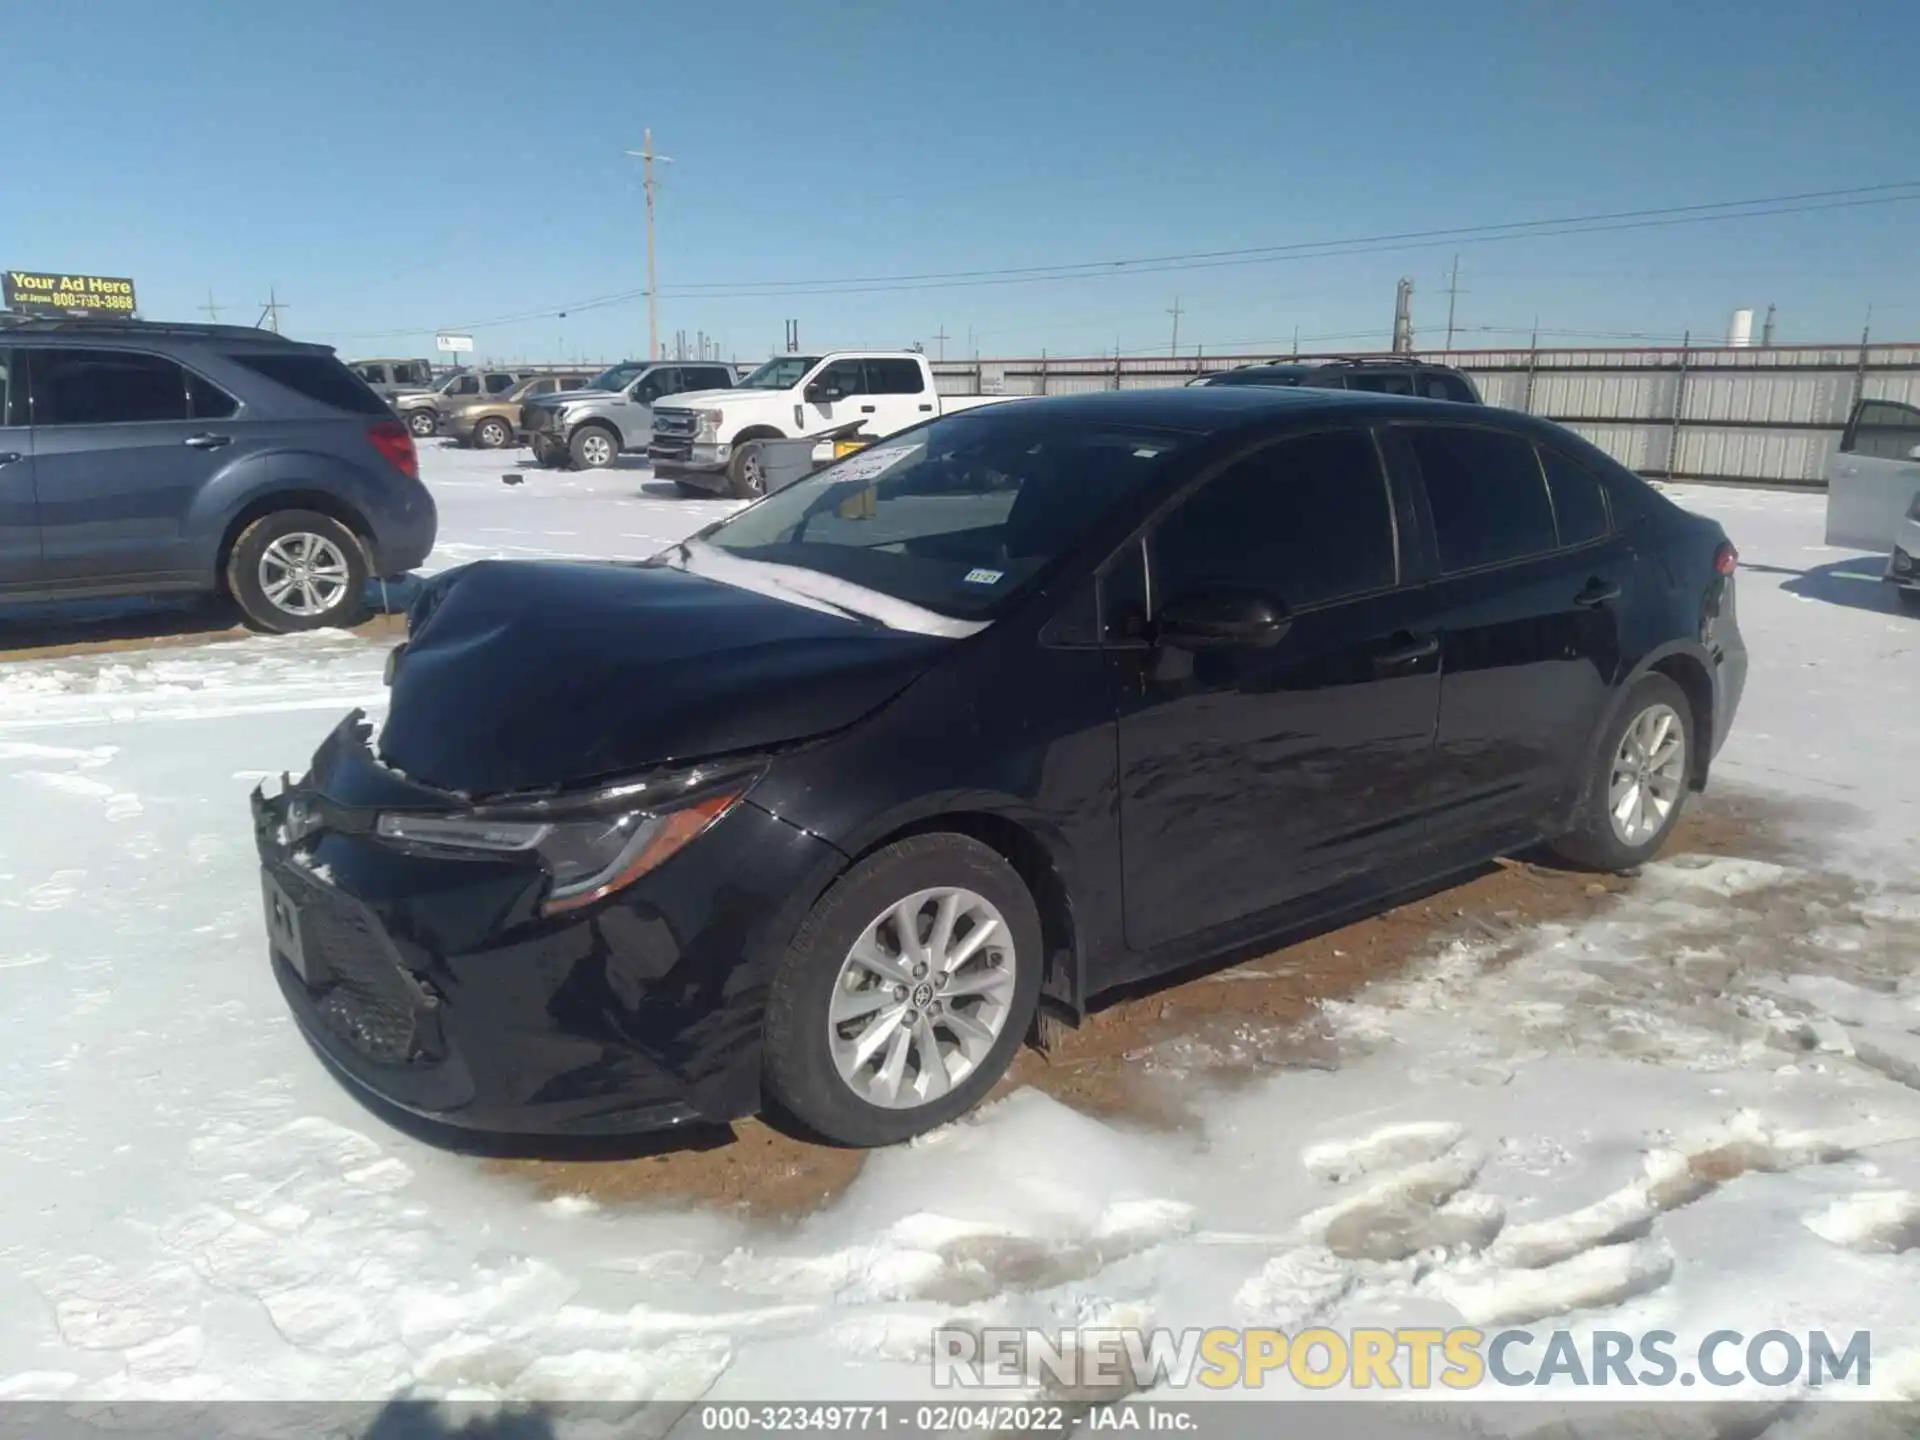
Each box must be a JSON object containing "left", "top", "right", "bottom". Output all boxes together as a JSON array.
[
  {"left": 726, "top": 442, "right": 768, "bottom": 499},
  {"left": 761, "top": 834, "right": 1043, "bottom": 1148},
  {"left": 405, "top": 409, "right": 437, "bottom": 438},
  {"left": 569, "top": 425, "right": 619, "bottom": 470},
  {"left": 474, "top": 417, "right": 513, "bottom": 450}
]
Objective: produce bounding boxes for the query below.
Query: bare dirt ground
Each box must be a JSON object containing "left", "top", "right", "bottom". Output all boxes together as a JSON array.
[
  {"left": 0, "top": 599, "right": 405, "bottom": 660},
  {"left": 494, "top": 792, "right": 1784, "bottom": 1220}
]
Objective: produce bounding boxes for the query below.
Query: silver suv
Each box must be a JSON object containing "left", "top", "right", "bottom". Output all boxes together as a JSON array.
[{"left": 521, "top": 361, "right": 735, "bottom": 469}]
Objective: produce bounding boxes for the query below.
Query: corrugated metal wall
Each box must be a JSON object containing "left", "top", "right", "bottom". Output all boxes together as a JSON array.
[{"left": 930, "top": 342, "right": 1920, "bottom": 488}]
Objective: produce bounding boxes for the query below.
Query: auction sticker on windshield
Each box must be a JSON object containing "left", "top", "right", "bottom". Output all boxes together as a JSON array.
[{"left": 829, "top": 441, "right": 921, "bottom": 483}]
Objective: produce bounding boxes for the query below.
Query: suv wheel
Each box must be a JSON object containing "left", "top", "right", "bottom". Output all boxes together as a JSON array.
[
  {"left": 405, "top": 409, "right": 437, "bottom": 438},
  {"left": 762, "top": 834, "right": 1042, "bottom": 1148},
  {"left": 475, "top": 417, "right": 513, "bottom": 450},
  {"left": 226, "top": 511, "right": 368, "bottom": 633},
  {"left": 569, "top": 425, "right": 619, "bottom": 469},
  {"left": 1549, "top": 674, "right": 1693, "bottom": 871}
]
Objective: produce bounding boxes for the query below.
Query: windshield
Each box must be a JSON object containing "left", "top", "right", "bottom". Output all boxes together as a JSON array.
[
  {"left": 740, "top": 356, "right": 822, "bottom": 390},
  {"left": 695, "top": 409, "right": 1190, "bottom": 621},
  {"left": 587, "top": 363, "right": 649, "bottom": 392}
]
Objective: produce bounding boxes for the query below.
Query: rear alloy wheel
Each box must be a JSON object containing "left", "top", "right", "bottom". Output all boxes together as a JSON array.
[
  {"left": 227, "top": 510, "right": 367, "bottom": 633},
  {"left": 569, "top": 425, "right": 619, "bottom": 469},
  {"left": 405, "top": 409, "right": 437, "bottom": 438},
  {"left": 762, "top": 834, "right": 1042, "bottom": 1147},
  {"left": 1549, "top": 673, "right": 1693, "bottom": 871},
  {"left": 475, "top": 416, "right": 513, "bottom": 450}
]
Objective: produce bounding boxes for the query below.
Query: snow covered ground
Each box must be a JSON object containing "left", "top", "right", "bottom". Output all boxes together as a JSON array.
[{"left": 0, "top": 444, "right": 1917, "bottom": 1430}]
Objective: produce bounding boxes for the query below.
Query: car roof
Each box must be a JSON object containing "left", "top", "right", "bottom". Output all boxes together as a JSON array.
[
  {"left": 966, "top": 383, "right": 1512, "bottom": 441},
  {"left": 0, "top": 316, "right": 325, "bottom": 349}
]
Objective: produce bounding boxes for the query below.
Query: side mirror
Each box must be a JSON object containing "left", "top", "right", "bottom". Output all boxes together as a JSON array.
[{"left": 1155, "top": 588, "right": 1291, "bottom": 648}]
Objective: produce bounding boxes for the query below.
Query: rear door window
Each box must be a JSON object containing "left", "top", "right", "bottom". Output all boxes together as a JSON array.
[
  {"left": 483, "top": 372, "right": 517, "bottom": 395},
  {"left": 1405, "top": 425, "right": 1558, "bottom": 573},
  {"left": 1344, "top": 371, "right": 1416, "bottom": 395},
  {"left": 30, "top": 348, "right": 190, "bottom": 426},
  {"left": 692, "top": 366, "right": 734, "bottom": 389},
  {"left": 1424, "top": 372, "right": 1478, "bottom": 403},
  {"left": 865, "top": 358, "right": 927, "bottom": 395},
  {"left": 1844, "top": 398, "right": 1920, "bottom": 460},
  {"left": 1539, "top": 446, "right": 1611, "bottom": 547},
  {"left": 185, "top": 368, "right": 239, "bottom": 421},
  {"left": 228, "top": 352, "right": 391, "bottom": 415}
]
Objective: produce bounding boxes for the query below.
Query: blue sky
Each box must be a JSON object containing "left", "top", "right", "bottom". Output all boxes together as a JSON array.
[{"left": 3, "top": 0, "right": 1915, "bottom": 365}]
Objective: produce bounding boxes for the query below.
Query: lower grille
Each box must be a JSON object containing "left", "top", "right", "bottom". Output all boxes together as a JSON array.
[{"left": 292, "top": 881, "right": 437, "bottom": 1066}]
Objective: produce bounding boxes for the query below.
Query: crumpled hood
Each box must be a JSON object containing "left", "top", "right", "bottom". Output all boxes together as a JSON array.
[{"left": 377, "top": 559, "right": 948, "bottom": 797}]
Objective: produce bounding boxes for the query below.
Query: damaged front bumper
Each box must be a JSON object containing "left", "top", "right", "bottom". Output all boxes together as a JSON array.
[{"left": 250, "top": 712, "right": 843, "bottom": 1136}]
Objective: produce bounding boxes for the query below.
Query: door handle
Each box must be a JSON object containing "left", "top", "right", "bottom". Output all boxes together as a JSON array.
[
  {"left": 918, "top": 403, "right": 934, "bottom": 412},
  {"left": 1574, "top": 578, "right": 1621, "bottom": 607},
  {"left": 0, "top": 452, "right": 21, "bottom": 467},
  {"left": 184, "top": 433, "right": 232, "bottom": 450},
  {"left": 1375, "top": 633, "right": 1439, "bottom": 673},
  {"left": 859, "top": 404, "right": 876, "bottom": 414}
]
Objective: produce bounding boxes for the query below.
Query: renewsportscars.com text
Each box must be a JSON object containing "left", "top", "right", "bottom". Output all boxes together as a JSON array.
[{"left": 933, "top": 1326, "right": 1872, "bottom": 1392}]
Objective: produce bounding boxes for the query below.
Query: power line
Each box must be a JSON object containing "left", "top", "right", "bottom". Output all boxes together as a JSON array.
[
  {"left": 330, "top": 181, "right": 1920, "bottom": 340},
  {"left": 656, "top": 181, "right": 1920, "bottom": 297}
]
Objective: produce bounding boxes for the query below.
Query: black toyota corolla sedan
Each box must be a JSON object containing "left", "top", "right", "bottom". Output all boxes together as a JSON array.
[{"left": 253, "top": 386, "right": 1746, "bottom": 1148}]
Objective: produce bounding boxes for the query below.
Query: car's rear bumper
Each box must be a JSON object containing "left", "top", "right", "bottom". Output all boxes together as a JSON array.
[
  {"left": 250, "top": 718, "right": 844, "bottom": 1137},
  {"left": 365, "top": 483, "right": 438, "bottom": 578}
]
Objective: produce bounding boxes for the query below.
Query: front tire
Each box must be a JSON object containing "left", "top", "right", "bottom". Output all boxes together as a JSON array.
[
  {"left": 226, "top": 510, "right": 368, "bottom": 633},
  {"left": 762, "top": 834, "right": 1042, "bottom": 1148},
  {"left": 569, "top": 425, "right": 619, "bottom": 470},
  {"left": 1549, "top": 673, "right": 1694, "bottom": 871},
  {"left": 475, "top": 417, "right": 513, "bottom": 450},
  {"left": 727, "top": 441, "right": 769, "bottom": 499},
  {"left": 405, "top": 409, "right": 437, "bottom": 438}
]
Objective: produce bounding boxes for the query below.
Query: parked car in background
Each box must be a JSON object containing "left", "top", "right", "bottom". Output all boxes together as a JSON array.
[
  {"left": 1824, "top": 395, "right": 1920, "bottom": 611},
  {"left": 441, "top": 373, "right": 595, "bottom": 450},
  {"left": 253, "top": 385, "right": 1743, "bottom": 1147},
  {"left": 649, "top": 350, "right": 1017, "bottom": 497},
  {"left": 390, "top": 367, "right": 529, "bottom": 438},
  {"left": 349, "top": 357, "right": 437, "bottom": 402},
  {"left": 0, "top": 318, "right": 436, "bottom": 632},
  {"left": 520, "top": 360, "right": 736, "bottom": 471},
  {"left": 1196, "top": 356, "right": 1483, "bottom": 403}
]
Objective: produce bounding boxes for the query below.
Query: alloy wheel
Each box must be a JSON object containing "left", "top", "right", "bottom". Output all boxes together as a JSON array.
[
  {"left": 827, "top": 887, "right": 1018, "bottom": 1110},
  {"left": 579, "top": 432, "right": 614, "bottom": 467},
  {"left": 258, "top": 532, "right": 352, "bottom": 618},
  {"left": 1608, "top": 702, "right": 1687, "bottom": 846}
]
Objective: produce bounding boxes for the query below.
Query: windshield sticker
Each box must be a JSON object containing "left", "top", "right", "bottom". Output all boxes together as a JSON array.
[
  {"left": 830, "top": 444, "right": 918, "bottom": 483},
  {"left": 963, "top": 567, "right": 1005, "bottom": 586}
]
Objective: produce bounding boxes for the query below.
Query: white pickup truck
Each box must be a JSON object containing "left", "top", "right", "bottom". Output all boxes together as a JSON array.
[{"left": 649, "top": 350, "right": 1016, "bottom": 498}]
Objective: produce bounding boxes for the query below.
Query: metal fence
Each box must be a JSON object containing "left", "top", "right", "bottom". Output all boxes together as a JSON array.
[{"left": 930, "top": 341, "right": 1920, "bottom": 489}]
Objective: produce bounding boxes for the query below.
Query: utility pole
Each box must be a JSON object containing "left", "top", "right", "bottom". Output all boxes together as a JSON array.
[
  {"left": 1760, "top": 303, "right": 1777, "bottom": 347},
  {"left": 199, "top": 290, "right": 222, "bottom": 324},
  {"left": 1443, "top": 255, "right": 1461, "bottom": 355},
  {"left": 625, "top": 130, "right": 673, "bottom": 361},
  {"left": 1391, "top": 278, "right": 1414, "bottom": 355},
  {"left": 784, "top": 319, "right": 799, "bottom": 353},
  {"left": 257, "top": 287, "right": 287, "bottom": 334},
  {"left": 1166, "top": 296, "right": 1184, "bottom": 356},
  {"left": 932, "top": 325, "right": 949, "bottom": 361}
]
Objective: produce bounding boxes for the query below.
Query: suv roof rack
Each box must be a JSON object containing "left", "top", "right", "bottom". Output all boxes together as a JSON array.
[{"left": 0, "top": 314, "right": 300, "bottom": 343}]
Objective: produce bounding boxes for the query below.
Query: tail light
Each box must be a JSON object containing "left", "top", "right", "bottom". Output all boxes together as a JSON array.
[
  {"left": 1713, "top": 541, "right": 1738, "bottom": 576},
  {"left": 367, "top": 419, "right": 419, "bottom": 480}
]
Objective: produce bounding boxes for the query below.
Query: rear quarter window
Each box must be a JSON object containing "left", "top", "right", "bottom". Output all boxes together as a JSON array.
[{"left": 228, "top": 352, "right": 391, "bottom": 415}]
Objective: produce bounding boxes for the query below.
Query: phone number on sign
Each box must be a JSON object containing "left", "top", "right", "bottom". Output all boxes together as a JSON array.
[{"left": 697, "top": 1405, "right": 1072, "bottom": 1433}]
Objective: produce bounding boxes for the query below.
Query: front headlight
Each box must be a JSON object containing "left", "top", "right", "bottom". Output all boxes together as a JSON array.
[
  {"left": 374, "top": 769, "right": 754, "bottom": 915},
  {"left": 695, "top": 408, "right": 725, "bottom": 438}
]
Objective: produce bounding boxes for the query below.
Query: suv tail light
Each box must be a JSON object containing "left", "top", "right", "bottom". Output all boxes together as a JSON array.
[
  {"left": 368, "top": 420, "right": 419, "bottom": 480},
  {"left": 1713, "top": 541, "right": 1738, "bottom": 576}
]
